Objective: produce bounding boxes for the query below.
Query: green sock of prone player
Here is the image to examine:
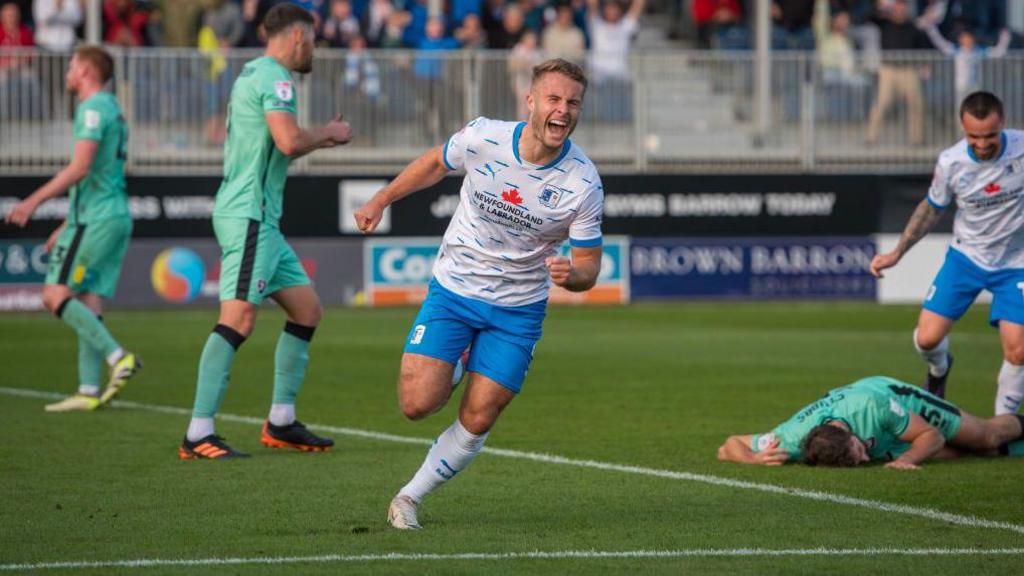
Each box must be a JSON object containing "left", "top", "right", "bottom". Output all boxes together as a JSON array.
[
  {"left": 271, "top": 322, "right": 316, "bottom": 405},
  {"left": 999, "top": 416, "right": 1024, "bottom": 457},
  {"left": 191, "top": 325, "right": 246, "bottom": 417},
  {"left": 57, "top": 298, "right": 120, "bottom": 358},
  {"left": 1006, "top": 439, "right": 1024, "bottom": 457}
]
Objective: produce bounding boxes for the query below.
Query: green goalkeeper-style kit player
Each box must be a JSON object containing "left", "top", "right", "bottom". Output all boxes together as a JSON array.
[
  {"left": 5, "top": 45, "right": 141, "bottom": 412},
  {"left": 178, "top": 4, "right": 352, "bottom": 459},
  {"left": 719, "top": 375, "right": 1024, "bottom": 469}
]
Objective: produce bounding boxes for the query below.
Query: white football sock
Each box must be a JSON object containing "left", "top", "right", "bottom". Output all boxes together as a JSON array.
[
  {"left": 398, "top": 419, "right": 488, "bottom": 502},
  {"left": 996, "top": 360, "right": 1024, "bottom": 415},
  {"left": 914, "top": 329, "right": 949, "bottom": 377},
  {"left": 186, "top": 417, "right": 215, "bottom": 442},
  {"left": 105, "top": 347, "right": 125, "bottom": 367},
  {"left": 268, "top": 404, "right": 296, "bottom": 427},
  {"left": 77, "top": 384, "right": 100, "bottom": 397}
]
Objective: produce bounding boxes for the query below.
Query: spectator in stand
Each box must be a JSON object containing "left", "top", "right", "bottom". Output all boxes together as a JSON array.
[
  {"left": 865, "top": 0, "right": 932, "bottom": 146},
  {"left": 198, "top": 0, "right": 244, "bottom": 145},
  {"left": 481, "top": 0, "right": 508, "bottom": 42},
  {"left": 33, "top": 0, "right": 82, "bottom": 117},
  {"left": 33, "top": 0, "right": 82, "bottom": 53},
  {"left": 820, "top": 10, "right": 867, "bottom": 86},
  {"left": 936, "top": 0, "right": 1007, "bottom": 46},
  {"left": 452, "top": 0, "right": 483, "bottom": 27},
  {"left": 414, "top": 16, "right": 458, "bottom": 141},
  {"left": 691, "top": 0, "right": 744, "bottom": 50},
  {"left": 401, "top": 0, "right": 429, "bottom": 47},
  {"left": 455, "top": 13, "right": 487, "bottom": 49},
  {"left": 0, "top": 1, "right": 38, "bottom": 119},
  {"left": 918, "top": 8, "right": 1010, "bottom": 101},
  {"left": 322, "top": 0, "right": 360, "bottom": 47},
  {"left": 362, "top": 0, "right": 393, "bottom": 47},
  {"left": 147, "top": 0, "right": 202, "bottom": 47},
  {"left": 771, "top": 0, "right": 815, "bottom": 50},
  {"left": 0, "top": 1, "right": 32, "bottom": 72},
  {"left": 542, "top": 2, "right": 585, "bottom": 63},
  {"left": 201, "top": 0, "right": 245, "bottom": 48},
  {"left": 104, "top": 0, "right": 149, "bottom": 46},
  {"left": 585, "top": 0, "right": 645, "bottom": 83},
  {"left": 487, "top": 2, "right": 524, "bottom": 48},
  {"left": 345, "top": 34, "right": 380, "bottom": 99},
  {"left": 508, "top": 28, "right": 541, "bottom": 120},
  {"left": 830, "top": 0, "right": 881, "bottom": 71},
  {"left": 379, "top": 10, "right": 410, "bottom": 48},
  {"left": 521, "top": 0, "right": 549, "bottom": 32}
]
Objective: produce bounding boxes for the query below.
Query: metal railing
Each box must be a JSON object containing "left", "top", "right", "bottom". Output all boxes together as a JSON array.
[{"left": 1, "top": 47, "right": 1021, "bottom": 176}]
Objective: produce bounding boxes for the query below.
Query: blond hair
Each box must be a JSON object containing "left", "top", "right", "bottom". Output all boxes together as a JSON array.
[{"left": 531, "top": 58, "right": 588, "bottom": 93}]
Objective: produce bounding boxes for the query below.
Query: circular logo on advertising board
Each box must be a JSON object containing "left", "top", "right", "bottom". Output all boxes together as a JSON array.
[{"left": 151, "top": 247, "right": 205, "bottom": 303}]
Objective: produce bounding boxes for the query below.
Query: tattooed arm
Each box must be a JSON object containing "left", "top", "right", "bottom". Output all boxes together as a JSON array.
[{"left": 870, "top": 199, "right": 945, "bottom": 278}]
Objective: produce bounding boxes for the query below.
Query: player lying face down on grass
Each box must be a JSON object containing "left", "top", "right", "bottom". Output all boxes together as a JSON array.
[{"left": 717, "top": 376, "right": 1024, "bottom": 469}]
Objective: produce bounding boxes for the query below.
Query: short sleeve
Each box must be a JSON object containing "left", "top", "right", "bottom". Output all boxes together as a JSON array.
[
  {"left": 750, "top": 429, "right": 799, "bottom": 461},
  {"left": 73, "top": 101, "right": 105, "bottom": 142},
  {"left": 261, "top": 67, "right": 297, "bottom": 114},
  {"left": 443, "top": 116, "right": 487, "bottom": 171},
  {"left": 926, "top": 159, "right": 953, "bottom": 209},
  {"left": 569, "top": 178, "right": 603, "bottom": 248}
]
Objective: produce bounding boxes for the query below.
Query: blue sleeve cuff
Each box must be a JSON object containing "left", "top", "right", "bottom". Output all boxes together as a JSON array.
[
  {"left": 926, "top": 196, "right": 950, "bottom": 210},
  {"left": 442, "top": 137, "right": 455, "bottom": 171},
  {"left": 569, "top": 236, "right": 602, "bottom": 248}
]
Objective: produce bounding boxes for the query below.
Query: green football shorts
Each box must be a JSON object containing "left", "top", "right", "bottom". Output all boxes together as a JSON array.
[
  {"left": 214, "top": 217, "right": 311, "bottom": 304},
  {"left": 45, "top": 218, "right": 132, "bottom": 298}
]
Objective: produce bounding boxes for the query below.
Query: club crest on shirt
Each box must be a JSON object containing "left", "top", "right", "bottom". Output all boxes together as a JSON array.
[
  {"left": 84, "top": 109, "right": 100, "bottom": 129},
  {"left": 538, "top": 186, "right": 561, "bottom": 209},
  {"left": 274, "top": 81, "right": 294, "bottom": 101}
]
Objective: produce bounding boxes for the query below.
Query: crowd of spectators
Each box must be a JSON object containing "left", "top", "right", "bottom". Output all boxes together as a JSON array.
[
  {"left": 0, "top": 0, "right": 636, "bottom": 60},
  {"left": 1, "top": 0, "right": 1021, "bottom": 140}
]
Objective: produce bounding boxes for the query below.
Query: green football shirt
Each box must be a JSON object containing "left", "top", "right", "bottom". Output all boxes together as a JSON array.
[
  {"left": 214, "top": 56, "right": 297, "bottom": 228},
  {"left": 751, "top": 376, "right": 913, "bottom": 462},
  {"left": 68, "top": 91, "right": 129, "bottom": 225}
]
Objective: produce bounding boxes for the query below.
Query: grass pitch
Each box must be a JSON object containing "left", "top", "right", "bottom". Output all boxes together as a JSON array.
[{"left": 1, "top": 302, "right": 1022, "bottom": 574}]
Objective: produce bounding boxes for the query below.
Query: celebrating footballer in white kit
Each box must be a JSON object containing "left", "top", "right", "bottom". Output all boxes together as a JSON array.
[
  {"left": 354, "top": 58, "right": 603, "bottom": 530},
  {"left": 872, "top": 91, "right": 1024, "bottom": 416}
]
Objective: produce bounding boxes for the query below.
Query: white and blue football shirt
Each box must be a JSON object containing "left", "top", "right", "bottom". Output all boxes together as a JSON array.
[
  {"left": 928, "top": 129, "right": 1024, "bottom": 270},
  {"left": 434, "top": 116, "right": 604, "bottom": 306}
]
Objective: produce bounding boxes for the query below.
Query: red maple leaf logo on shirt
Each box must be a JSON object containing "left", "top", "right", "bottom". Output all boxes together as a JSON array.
[
  {"left": 502, "top": 189, "right": 523, "bottom": 205},
  {"left": 985, "top": 182, "right": 1001, "bottom": 194}
]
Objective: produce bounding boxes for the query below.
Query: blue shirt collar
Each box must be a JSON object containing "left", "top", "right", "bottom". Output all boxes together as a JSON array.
[
  {"left": 966, "top": 131, "right": 1008, "bottom": 163},
  {"left": 512, "top": 121, "right": 572, "bottom": 170}
]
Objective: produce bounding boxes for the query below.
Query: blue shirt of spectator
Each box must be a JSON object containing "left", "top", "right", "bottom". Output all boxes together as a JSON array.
[
  {"left": 414, "top": 35, "right": 459, "bottom": 78},
  {"left": 402, "top": 0, "right": 430, "bottom": 46},
  {"left": 451, "top": 0, "right": 483, "bottom": 26}
]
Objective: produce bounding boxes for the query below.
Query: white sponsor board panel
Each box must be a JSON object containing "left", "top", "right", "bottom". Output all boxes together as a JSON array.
[{"left": 875, "top": 234, "right": 992, "bottom": 304}]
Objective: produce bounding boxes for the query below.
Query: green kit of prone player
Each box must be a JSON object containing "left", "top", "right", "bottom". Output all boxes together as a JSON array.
[
  {"left": 5, "top": 45, "right": 141, "bottom": 412},
  {"left": 178, "top": 3, "right": 352, "bottom": 459},
  {"left": 719, "top": 376, "right": 1024, "bottom": 469}
]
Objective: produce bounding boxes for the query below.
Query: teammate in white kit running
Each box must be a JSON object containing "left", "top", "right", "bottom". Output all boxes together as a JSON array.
[
  {"left": 871, "top": 92, "right": 1024, "bottom": 415},
  {"left": 354, "top": 59, "right": 604, "bottom": 529}
]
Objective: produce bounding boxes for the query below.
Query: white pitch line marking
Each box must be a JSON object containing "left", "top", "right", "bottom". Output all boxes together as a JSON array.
[
  {"left": 3, "top": 548, "right": 1024, "bottom": 572},
  {"left": 3, "top": 386, "right": 1024, "bottom": 537}
]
